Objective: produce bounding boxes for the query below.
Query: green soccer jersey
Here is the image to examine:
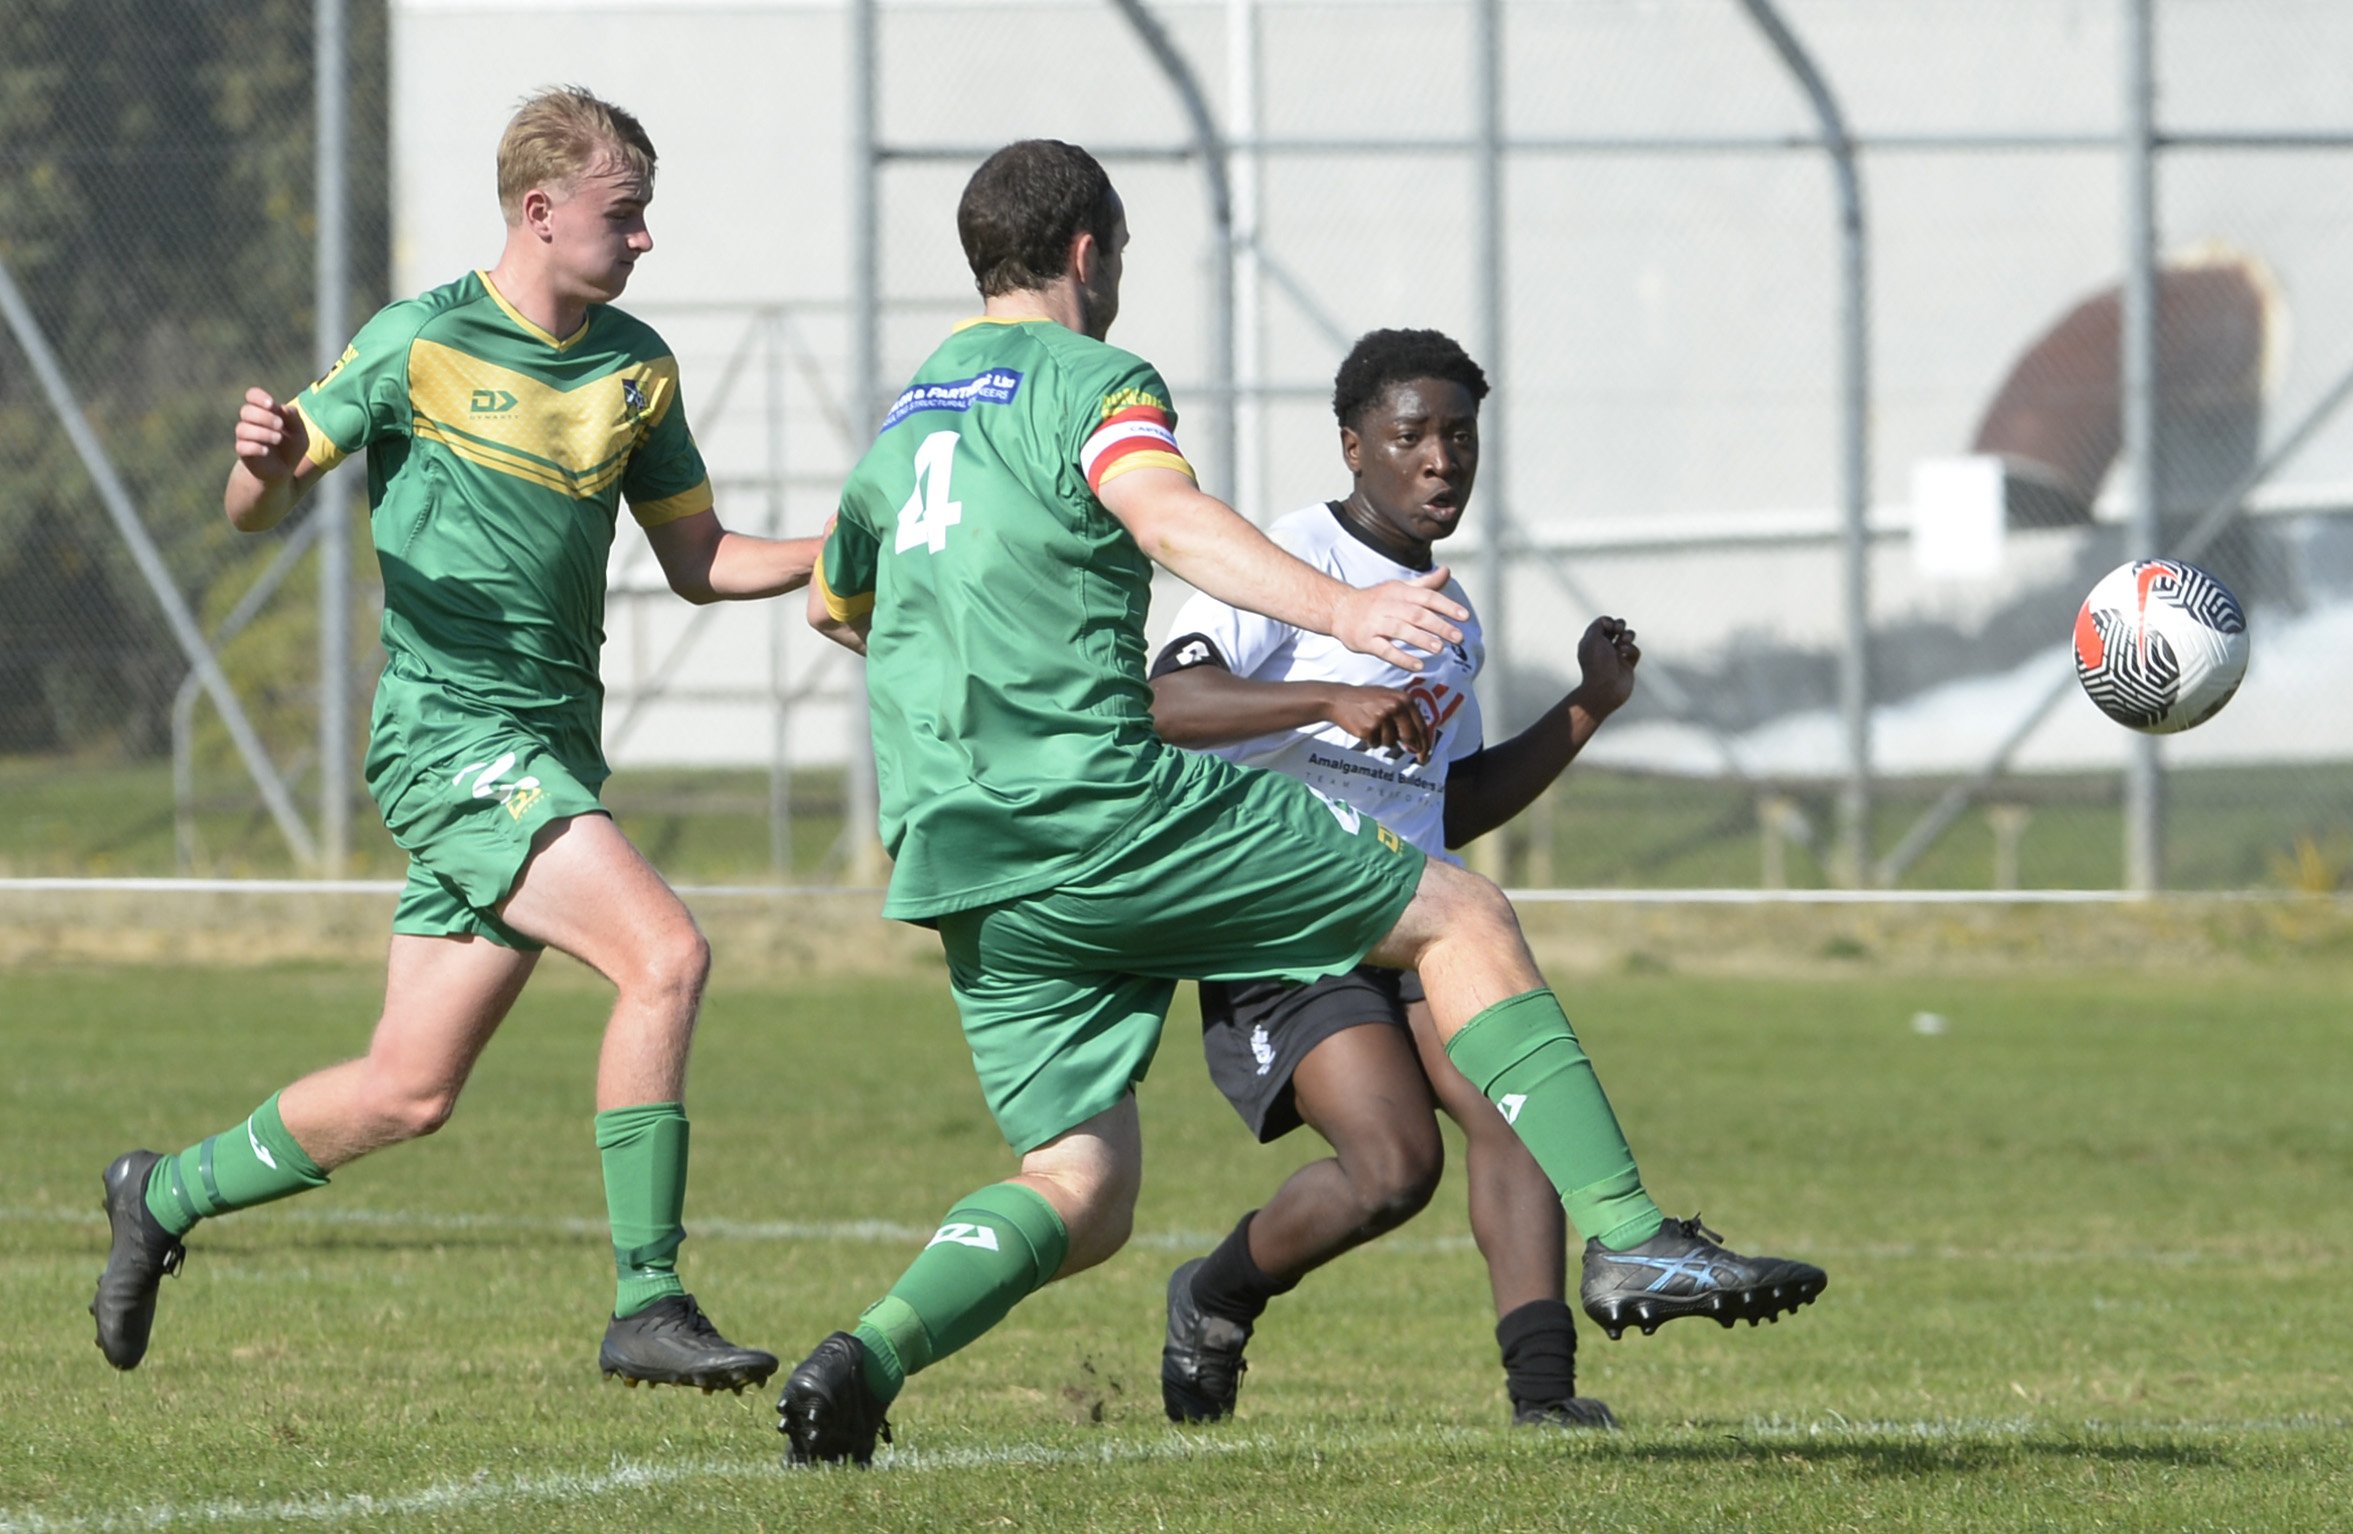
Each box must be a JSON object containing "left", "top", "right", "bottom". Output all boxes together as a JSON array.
[
  {"left": 293, "top": 270, "right": 712, "bottom": 729},
  {"left": 818, "top": 317, "right": 1199, "bottom": 920}
]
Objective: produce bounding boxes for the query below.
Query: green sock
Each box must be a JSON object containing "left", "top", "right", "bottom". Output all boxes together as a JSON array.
[
  {"left": 1443, "top": 989, "right": 1665, "bottom": 1251},
  {"left": 142, "top": 1092, "right": 329, "bottom": 1238},
  {"left": 850, "top": 1182, "right": 1070, "bottom": 1405},
  {"left": 595, "top": 1102, "right": 691, "bottom": 1319}
]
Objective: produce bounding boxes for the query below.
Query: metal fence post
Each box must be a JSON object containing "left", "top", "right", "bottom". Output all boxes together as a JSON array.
[
  {"left": 1474, "top": 0, "right": 1510, "bottom": 834},
  {"left": 2121, "top": 0, "right": 2164, "bottom": 893},
  {"left": 845, "top": 0, "right": 885, "bottom": 885},
  {"left": 316, "top": 0, "right": 353, "bottom": 876},
  {"left": 1738, "top": 0, "right": 1873, "bottom": 886}
]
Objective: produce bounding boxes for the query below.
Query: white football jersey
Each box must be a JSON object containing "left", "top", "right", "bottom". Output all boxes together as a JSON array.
[{"left": 1156, "top": 502, "right": 1485, "bottom": 862}]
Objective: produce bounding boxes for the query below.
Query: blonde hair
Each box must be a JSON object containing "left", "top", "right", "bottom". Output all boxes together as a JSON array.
[{"left": 495, "top": 86, "right": 656, "bottom": 223}]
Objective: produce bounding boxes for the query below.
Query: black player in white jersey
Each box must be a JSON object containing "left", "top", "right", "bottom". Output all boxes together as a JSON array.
[{"left": 1149, "top": 329, "right": 1642, "bottom": 1429}]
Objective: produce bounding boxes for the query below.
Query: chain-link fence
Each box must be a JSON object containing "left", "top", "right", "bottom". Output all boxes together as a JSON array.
[
  {"left": 0, "top": 0, "right": 392, "bottom": 877},
  {"left": 5, "top": 0, "right": 2349, "bottom": 892}
]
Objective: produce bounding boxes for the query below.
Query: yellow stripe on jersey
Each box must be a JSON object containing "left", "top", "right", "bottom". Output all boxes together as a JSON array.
[
  {"left": 408, "top": 340, "right": 677, "bottom": 500},
  {"left": 1094, "top": 449, "right": 1194, "bottom": 487},
  {"left": 290, "top": 399, "right": 351, "bottom": 473},
  {"left": 815, "top": 554, "right": 875, "bottom": 623},
  {"left": 629, "top": 485, "right": 715, "bottom": 529},
  {"left": 411, "top": 418, "right": 629, "bottom": 498}
]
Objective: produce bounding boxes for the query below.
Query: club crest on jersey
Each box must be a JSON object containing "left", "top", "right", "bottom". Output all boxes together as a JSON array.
[{"left": 622, "top": 376, "right": 648, "bottom": 415}]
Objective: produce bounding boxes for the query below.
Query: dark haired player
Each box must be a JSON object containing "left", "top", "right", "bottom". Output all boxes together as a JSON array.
[
  {"left": 1151, "top": 328, "right": 1640, "bottom": 1429},
  {"left": 780, "top": 141, "right": 1825, "bottom": 1466}
]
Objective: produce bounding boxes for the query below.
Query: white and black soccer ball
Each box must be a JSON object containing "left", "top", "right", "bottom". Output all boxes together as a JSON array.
[{"left": 2072, "top": 559, "right": 2249, "bottom": 734}]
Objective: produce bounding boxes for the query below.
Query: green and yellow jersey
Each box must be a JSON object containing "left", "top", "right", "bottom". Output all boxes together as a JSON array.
[
  {"left": 293, "top": 270, "right": 711, "bottom": 728},
  {"left": 817, "top": 316, "right": 1200, "bottom": 921}
]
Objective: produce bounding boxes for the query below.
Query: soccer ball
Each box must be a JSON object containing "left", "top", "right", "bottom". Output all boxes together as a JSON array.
[{"left": 2072, "top": 559, "right": 2249, "bottom": 734}]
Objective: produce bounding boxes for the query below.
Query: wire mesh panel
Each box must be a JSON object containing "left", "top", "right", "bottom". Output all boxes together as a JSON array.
[{"left": 0, "top": 1, "right": 392, "bottom": 877}]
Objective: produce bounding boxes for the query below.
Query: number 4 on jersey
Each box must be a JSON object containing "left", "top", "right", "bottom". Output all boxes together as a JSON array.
[{"left": 896, "top": 430, "right": 964, "bottom": 553}]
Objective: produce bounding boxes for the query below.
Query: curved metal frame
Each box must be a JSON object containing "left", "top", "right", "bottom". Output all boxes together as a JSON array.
[{"left": 1736, "top": 0, "right": 1874, "bottom": 887}]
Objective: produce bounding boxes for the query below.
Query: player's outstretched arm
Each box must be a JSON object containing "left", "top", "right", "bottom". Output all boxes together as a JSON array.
[
  {"left": 1099, "top": 466, "right": 1465, "bottom": 673},
  {"left": 644, "top": 511, "right": 823, "bottom": 604},
  {"left": 224, "top": 388, "right": 323, "bottom": 533},
  {"left": 1444, "top": 616, "right": 1639, "bottom": 847},
  {"left": 1150, "top": 664, "right": 1433, "bottom": 761}
]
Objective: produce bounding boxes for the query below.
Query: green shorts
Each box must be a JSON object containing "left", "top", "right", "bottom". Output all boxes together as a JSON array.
[
  {"left": 936, "top": 752, "right": 1426, "bottom": 1153},
  {"left": 364, "top": 673, "right": 608, "bottom": 950}
]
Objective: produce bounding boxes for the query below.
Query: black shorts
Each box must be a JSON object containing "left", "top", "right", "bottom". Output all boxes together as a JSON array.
[{"left": 1197, "top": 965, "right": 1426, "bottom": 1142}]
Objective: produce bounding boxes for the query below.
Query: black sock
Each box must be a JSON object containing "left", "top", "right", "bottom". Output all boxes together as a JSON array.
[
  {"left": 1496, "top": 1298, "right": 1580, "bottom": 1408},
  {"left": 1190, "top": 1211, "right": 1297, "bottom": 1325}
]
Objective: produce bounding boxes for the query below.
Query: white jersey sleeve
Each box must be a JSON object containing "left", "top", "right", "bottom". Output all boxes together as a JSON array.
[
  {"left": 1150, "top": 502, "right": 1484, "bottom": 860},
  {"left": 1157, "top": 578, "right": 1298, "bottom": 680}
]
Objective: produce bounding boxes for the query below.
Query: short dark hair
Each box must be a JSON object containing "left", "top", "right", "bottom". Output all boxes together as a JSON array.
[
  {"left": 1332, "top": 329, "right": 1490, "bottom": 429},
  {"left": 957, "top": 140, "right": 1122, "bottom": 297}
]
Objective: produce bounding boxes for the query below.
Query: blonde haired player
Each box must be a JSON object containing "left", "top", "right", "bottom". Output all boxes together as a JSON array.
[{"left": 91, "top": 87, "right": 814, "bottom": 1392}]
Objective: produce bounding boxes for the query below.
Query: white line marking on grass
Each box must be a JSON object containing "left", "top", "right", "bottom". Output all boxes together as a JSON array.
[
  {"left": 0, "top": 1459, "right": 723, "bottom": 1533},
  {"left": 11, "top": 1205, "right": 1245, "bottom": 1252},
  {"left": 7, "top": 1205, "right": 944, "bottom": 1247},
  {"left": 15, "top": 1205, "right": 2282, "bottom": 1267},
  {"left": 1732, "top": 1415, "right": 2351, "bottom": 1438},
  {"left": 0, "top": 1437, "right": 1275, "bottom": 1532},
  {"left": 6, "top": 1418, "right": 2345, "bottom": 1532}
]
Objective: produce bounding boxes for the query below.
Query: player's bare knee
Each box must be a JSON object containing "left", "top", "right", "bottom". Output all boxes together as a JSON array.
[
  {"left": 1380, "top": 859, "right": 1523, "bottom": 971},
  {"left": 1366, "top": 1175, "right": 1439, "bottom": 1236},
  {"left": 1450, "top": 865, "right": 1521, "bottom": 943},
  {"left": 1023, "top": 1144, "right": 1140, "bottom": 1274},
  {"left": 628, "top": 924, "right": 710, "bottom": 1012},
  {"left": 1348, "top": 1136, "right": 1443, "bottom": 1232},
  {"left": 363, "top": 1077, "right": 459, "bottom": 1141},
  {"left": 1043, "top": 1173, "right": 1138, "bottom": 1275},
  {"left": 1074, "top": 1194, "right": 1136, "bottom": 1267},
  {"left": 401, "top": 1091, "right": 460, "bottom": 1139}
]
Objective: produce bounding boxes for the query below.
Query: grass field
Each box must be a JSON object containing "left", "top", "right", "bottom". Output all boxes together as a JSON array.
[{"left": 4, "top": 923, "right": 2350, "bottom": 1531}]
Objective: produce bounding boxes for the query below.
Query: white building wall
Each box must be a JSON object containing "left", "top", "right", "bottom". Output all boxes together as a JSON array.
[{"left": 391, "top": 0, "right": 2353, "bottom": 774}]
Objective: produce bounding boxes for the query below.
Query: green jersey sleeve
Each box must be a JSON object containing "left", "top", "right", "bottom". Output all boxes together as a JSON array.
[
  {"left": 816, "top": 498, "right": 881, "bottom": 625},
  {"left": 291, "top": 299, "right": 428, "bottom": 471},
  {"left": 1073, "top": 361, "right": 1190, "bottom": 496}
]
